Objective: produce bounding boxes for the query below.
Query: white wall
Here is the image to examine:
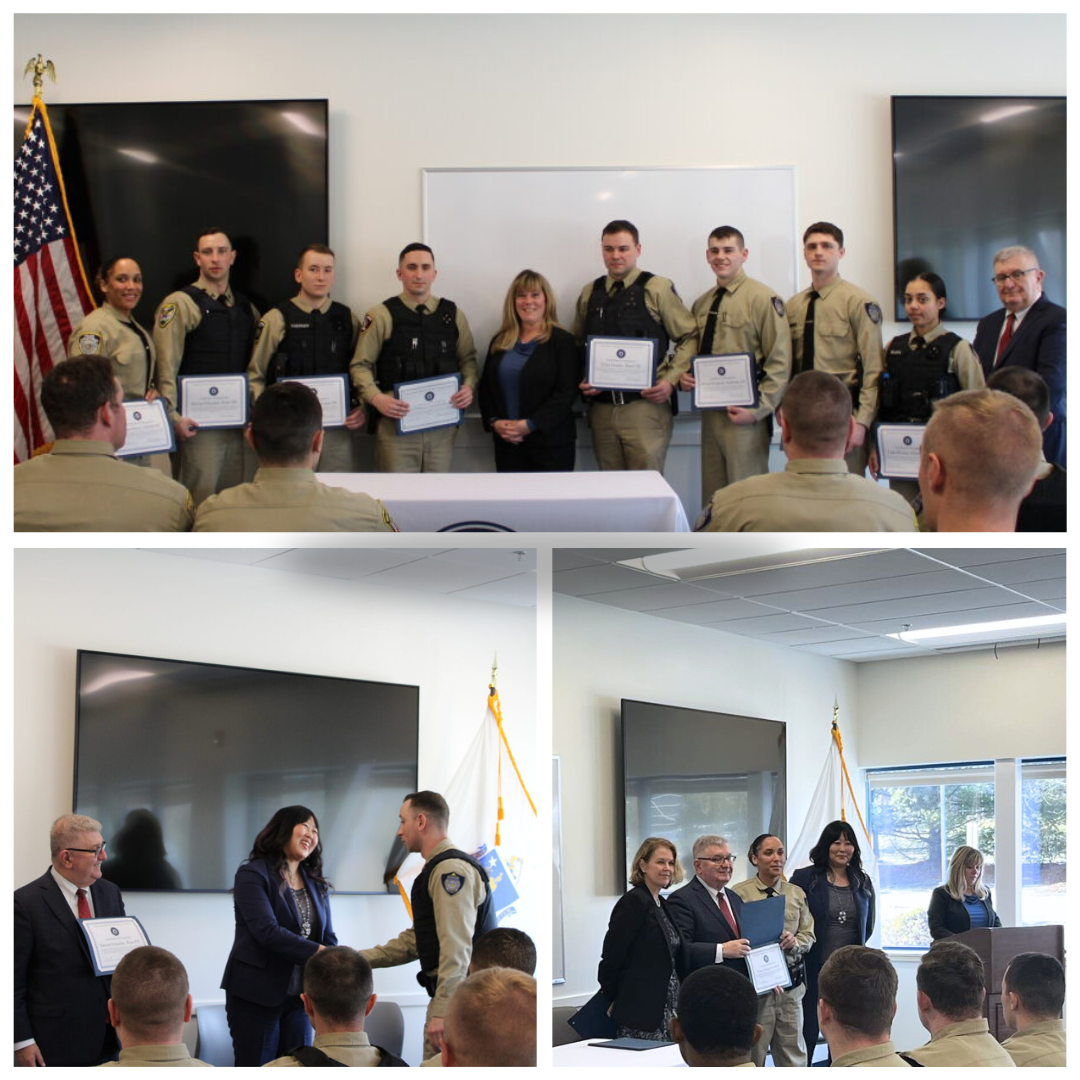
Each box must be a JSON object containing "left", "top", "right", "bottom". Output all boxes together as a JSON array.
[{"left": 13, "top": 548, "right": 536, "bottom": 1065}]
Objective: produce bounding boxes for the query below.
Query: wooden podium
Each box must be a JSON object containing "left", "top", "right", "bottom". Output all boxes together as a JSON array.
[{"left": 952, "top": 925, "right": 1064, "bottom": 1041}]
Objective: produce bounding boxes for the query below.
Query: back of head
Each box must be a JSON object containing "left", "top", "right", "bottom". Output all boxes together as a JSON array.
[
  {"left": 924, "top": 389, "right": 1042, "bottom": 504},
  {"left": 676, "top": 965, "right": 759, "bottom": 1064},
  {"left": 404, "top": 789, "right": 449, "bottom": 828},
  {"left": 443, "top": 967, "right": 536, "bottom": 1067},
  {"left": 780, "top": 372, "right": 852, "bottom": 453},
  {"left": 470, "top": 927, "right": 537, "bottom": 975},
  {"left": 917, "top": 940, "right": 985, "bottom": 1021},
  {"left": 303, "top": 947, "right": 374, "bottom": 1027},
  {"left": 111, "top": 946, "right": 189, "bottom": 1040},
  {"left": 987, "top": 367, "right": 1051, "bottom": 428},
  {"left": 41, "top": 356, "right": 116, "bottom": 438},
  {"left": 250, "top": 381, "right": 322, "bottom": 465},
  {"left": 819, "top": 945, "right": 897, "bottom": 1038},
  {"left": 1004, "top": 952, "right": 1065, "bottom": 1019}
]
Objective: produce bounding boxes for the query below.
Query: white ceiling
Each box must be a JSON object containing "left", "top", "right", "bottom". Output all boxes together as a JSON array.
[
  {"left": 554, "top": 547, "right": 1065, "bottom": 661},
  {"left": 143, "top": 548, "right": 537, "bottom": 608}
]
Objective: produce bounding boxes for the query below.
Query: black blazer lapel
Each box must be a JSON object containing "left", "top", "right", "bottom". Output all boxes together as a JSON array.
[{"left": 41, "top": 873, "right": 93, "bottom": 962}]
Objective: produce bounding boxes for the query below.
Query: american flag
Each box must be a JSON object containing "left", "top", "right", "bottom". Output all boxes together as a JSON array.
[{"left": 14, "top": 98, "right": 95, "bottom": 462}]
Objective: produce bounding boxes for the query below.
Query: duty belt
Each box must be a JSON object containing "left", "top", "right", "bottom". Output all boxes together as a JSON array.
[{"left": 595, "top": 389, "right": 644, "bottom": 405}]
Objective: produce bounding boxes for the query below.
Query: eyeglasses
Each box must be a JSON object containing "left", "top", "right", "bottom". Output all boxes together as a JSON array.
[
  {"left": 991, "top": 268, "right": 1039, "bottom": 285},
  {"left": 66, "top": 843, "right": 107, "bottom": 857},
  {"left": 698, "top": 854, "right": 736, "bottom": 864}
]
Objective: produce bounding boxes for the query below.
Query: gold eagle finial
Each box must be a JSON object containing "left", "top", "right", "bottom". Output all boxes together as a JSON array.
[{"left": 25, "top": 54, "right": 57, "bottom": 98}]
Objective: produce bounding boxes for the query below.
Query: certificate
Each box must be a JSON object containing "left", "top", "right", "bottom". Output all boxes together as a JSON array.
[
  {"left": 281, "top": 374, "right": 350, "bottom": 428},
  {"left": 78, "top": 916, "right": 152, "bottom": 976},
  {"left": 746, "top": 941, "right": 793, "bottom": 996},
  {"left": 692, "top": 353, "right": 759, "bottom": 409},
  {"left": 179, "top": 374, "right": 249, "bottom": 429},
  {"left": 586, "top": 336, "right": 657, "bottom": 391},
  {"left": 876, "top": 423, "right": 926, "bottom": 480},
  {"left": 395, "top": 374, "right": 462, "bottom": 435},
  {"left": 117, "top": 399, "right": 175, "bottom": 457}
]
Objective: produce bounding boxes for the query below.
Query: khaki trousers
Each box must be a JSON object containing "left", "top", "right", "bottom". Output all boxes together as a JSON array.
[
  {"left": 316, "top": 426, "right": 359, "bottom": 474},
  {"left": 374, "top": 422, "right": 457, "bottom": 473},
  {"left": 700, "top": 410, "right": 771, "bottom": 506},
  {"left": 589, "top": 399, "right": 672, "bottom": 472},
  {"left": 178, "top": 429, "right": 255, "bottom": 507},
  {"left": 751, "top": 979, "right": 807, "bottom": 1068}
]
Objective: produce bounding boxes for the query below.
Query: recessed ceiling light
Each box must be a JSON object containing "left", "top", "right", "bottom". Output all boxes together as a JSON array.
[{"left": 886, "top": 613, "right": 1065, "bottom": 643}]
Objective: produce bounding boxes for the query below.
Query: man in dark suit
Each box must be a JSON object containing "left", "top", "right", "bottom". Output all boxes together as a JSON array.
[
  {"left": 973, "top": 245, "right": 1066, "bottom": 467},
  {"left": 666, "top": 835, "right": 751, "bottom": 979},
  {"left": 14, "top": 814, "right": 125, "bottom": 1066}
]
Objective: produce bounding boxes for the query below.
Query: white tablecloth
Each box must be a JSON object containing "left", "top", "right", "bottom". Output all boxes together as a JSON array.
[
  {"left": 321, "top": 470, "right": 690, "bottom": 533},
  {"left": 552, "top": 1038, "right": 686, "bottom": 1067}
]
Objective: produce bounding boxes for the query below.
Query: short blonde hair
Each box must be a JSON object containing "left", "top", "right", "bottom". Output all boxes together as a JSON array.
[
  {"left": 945, "top": 845, "right": 989, "bottom": 902},
  {"left": 628, "top": 837, "right": 684, "bottom": 888},
  {"left": 444, "top": 967, "right": 536, "bottom": 1067},
  {"left": 491, "top": 269, "right": 560, "bottom": 353},
  {"left": 51, "top": 814, "right": 102, "bottom": 860}
]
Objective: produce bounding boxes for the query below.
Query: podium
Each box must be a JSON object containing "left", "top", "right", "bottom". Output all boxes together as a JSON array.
[{"left": 952, "top": 925, "right": 1064, "bottom": 1041}]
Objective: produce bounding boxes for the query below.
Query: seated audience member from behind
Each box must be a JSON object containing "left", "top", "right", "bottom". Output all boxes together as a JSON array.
[
  {"left": 670, "top": 965, "right": 762, "bottom": 1068},
  {"left": 817, "top": 945, "right": 911, "bottom": 1067},
  {"left": 14, "top": 356, "right": 194, "bottom": 532},
  {"left": 987, "top": 367, "right": 1066, "bottom": 532},
  {"left": 905, "top": 940, "right": 1015, "bottom": 1066},
  {"left": 99, "top": 946, "right": 211, "bottom": 1067},
  {"left": 440, "top": 967, "right": 536, "bottom": 1068},
  {"left": 264, "top": 946, "right": 406, "bottom": 1067},
  {"left": 194, "top": 381, "right": 396, "bottom": 532},
  {"left": 918, "top": 388, "right": 1042, "bottom": 533},
  {"left": 469, "top": 927, "right": 537, "bottom": 976},
  {"left": 1001, "top": 952, "right": 1066, "bottom": 1067},
  {"left": 694, "top": 370, "right": 916, "bottom": 532}
]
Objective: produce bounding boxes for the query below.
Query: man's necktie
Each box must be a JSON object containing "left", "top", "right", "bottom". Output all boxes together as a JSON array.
[
  {"left": 76, "top": 888, "right": 91, "bottom": 920},
  {"left": 800, "top": 290, "right": 820, "bottom": 372},
  {"left": 717, "top": 890, "right": 738, "bottom": 936},
  {"left": 995, "top": 313, "right": 1016, "bottom": 367},
  {"left": 701, "top": 287, "right": 727, "bottom": 353},
  {"left": 911, "top": 335, "right": 925, "bottom": 350},
  {"left": 416, "top": 303, "right": 427, "bottom": 316},
  {"left": 765, "top": 886, "right": 777, "bottom": 898},
  {"left": 610, "top": 280, "right": 624, "bottom": 297}
]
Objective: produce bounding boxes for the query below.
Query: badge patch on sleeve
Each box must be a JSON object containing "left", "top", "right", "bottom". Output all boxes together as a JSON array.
[
  {"left": 78, "top": 334, "right": 102, "bottom": 354},
  {"left": 157, "top": 303, "right": 177, "bottom": 329},
  {"left": 441, "top": 872, "right": 464, "bottom": 895},
  {"left": 865, "top": 302, "right": 882, "bottom": 325},
  {"left": 771, "top": 297, "right": 785, "bottom": 317}
]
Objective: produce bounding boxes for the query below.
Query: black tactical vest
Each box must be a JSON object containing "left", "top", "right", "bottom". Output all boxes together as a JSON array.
[
  {"left": 584, "top": 271, "right": 670, "bottom": 361},
  {"left": 179, "top": 285, "right": 256, "bottom": 376},
  {"left": 878, "top": 331, "right": 962, "bottom": 423},
  {"left": 411, "top": 848, "right": 496, "bottom": 995},
  {"left": 375, "top": 297, "right": 459, "bottom": 388},
  {"left": 268, "top": 300, "right": 354, "bottom": 383}
]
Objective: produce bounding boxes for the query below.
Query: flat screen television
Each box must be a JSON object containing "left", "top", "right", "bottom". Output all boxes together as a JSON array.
[
  {"left": 13, "top": 99, "right": 329, "bottom": 316},
  {"left": 621, "top": 699, "right": 786, "bottom": 889},
  {"left": 891, "top": 96, "right": 1065, "bottom": 321},
  {"left": 74, "top": 650, "right": 417, "bottom": 893}
]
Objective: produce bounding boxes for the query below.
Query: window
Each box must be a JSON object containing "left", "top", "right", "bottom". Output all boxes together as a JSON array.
[{"left": 1021, "top": 758, "right": 1066, "bottom": 927}]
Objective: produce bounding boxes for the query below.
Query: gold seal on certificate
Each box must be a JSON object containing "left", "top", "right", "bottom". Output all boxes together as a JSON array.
[
  {"left": 876, "top": 423, "right": 926, "bottom": 480},
  {"left": 118, "top": 399, "right": 176, "bottom": 457},
  {"left": 78, "top": 915, "right": 152, "bottom": 975},
  {"left": 586, "top": 336, "right": 657, "bottom": 391},
  {"left": 179, "top": 374, "right": 250, "bottom": 429},
  {"left": 692, "top": 353, "right": 758, "bottom": 409},
  {"left": 746, "top": 942, "right": 793, "bottom": 996},
  {"left": 281, "top": 374, "right": 350, "bottom": 428},
  {"left": 395, "top": 374, "right": 462, "bottom": 435}
]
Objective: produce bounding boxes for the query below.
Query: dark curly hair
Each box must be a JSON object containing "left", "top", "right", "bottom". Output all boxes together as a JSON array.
[{"left": 248, "top": 805, "right": 331, "bottom": 893}]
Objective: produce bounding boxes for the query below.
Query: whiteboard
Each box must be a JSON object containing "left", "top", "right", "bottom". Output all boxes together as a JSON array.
[{"left": 423, "top": 167, "right": 798, "bottom": 359}]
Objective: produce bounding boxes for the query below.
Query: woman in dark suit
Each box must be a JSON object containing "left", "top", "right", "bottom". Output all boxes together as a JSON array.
[
  {"left": 598, "top": 837, "right": 686, "bottom": 1041},
  {"left": 478, "top": 269, "right": 578, "bottom": 471},
  {"left": 928, "top": 845, "right": 1001, "bottom": 940},
  {"left": 789, "top": 821, "right": 875, "bottom": 1066},
  {"left": 221, "top": 805, "right": 336, "bottom": 1066}
]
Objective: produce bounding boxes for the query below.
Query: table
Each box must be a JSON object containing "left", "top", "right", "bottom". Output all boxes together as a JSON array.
[
  {"left": 321, "top": 471, "right": 691, "bottom": 532},
  {"left": 552, "top": 1038, "right": 686, "bottom": 1067}
]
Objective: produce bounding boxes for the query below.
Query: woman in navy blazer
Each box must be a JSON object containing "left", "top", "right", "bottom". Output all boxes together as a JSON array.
[
  {"left": 789, "top": 821, "right": 875, "bottom": 1066},
  {"left": 928, "top": 845, "right": 1002, "bottom": 940},
  {"left": 221, "top": 805, "right": 336, "bottom": 1066},
  {"left": 478, "top": 270, "right": 578, "bottom": 472}
]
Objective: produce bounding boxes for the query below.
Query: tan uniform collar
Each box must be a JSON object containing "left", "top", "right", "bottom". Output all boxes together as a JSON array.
[
  {"left": 193, "top": 278, "right": 234, "bottom": 303},
  {"left": 396, "top": 292, "right": 441, "bottom": 312},
  {"left": 50, "top": 439, "right": 117, "bottom": 457},
  {"left": 831, "top": 1041, "right": 901, "bottom": 1066},
  {"left": 252, "top": 467, "right": 317, "bottom": 483},
  {"left": 717, "top": 269, "right": 749, "bottom": 296},
  {"left": 605, "top": 267, "right": 642, "bottom": 292},
  {"left": 313, "top": 1032, "right": 373, "bottom": 1048},
  {"left": 1014, "top": 1018, "right": 1064, "bottom": 1036},
  {"left": 426, "top": 837, "right": 457, "bottom": 863},
  {"left": 930, "top": 1017, "right": 991, "bottom": 1042},
  {"left": 292, "top": 294, "right": 333, "bottom": 315},
  {"left": 785, "top": 457, "right": 849, "bottom": 475},
  {"left": 742, "top": 874, "right": 787, "bottom": 895},
  {"left": 812, "top": 276, "right": 844, "bottom": 299}
]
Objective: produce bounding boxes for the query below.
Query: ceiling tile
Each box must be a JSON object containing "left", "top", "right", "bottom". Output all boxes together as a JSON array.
[
  {"left": 708, "top": 612, "right": 824, "bottom": 635},
  {"left": 575, "top": 582, "right": 723, "bottom": 612},
  {"left": 368, "top": 559, "right": 517, "bottom": 593},
  {"left": 850, "top": 601, "right": 1063, "bottom": 634},
  {"left": 453, "top": 574, "right": 536, "bottom": 608},
  {"left": 649, "top": 597, "right": 772, "bottom": 624},
  {"left": 747, "top": 569, "right": 976, "bottom": 612},
  {"left": 553, "top": 549, "right": 605, "bottom": 572},
  {"left": 959, "top": 554, "right": 1066, "bottom": 586},
  {"left": 805, "top": 587, "right": 1027, "bottom": 624},
  {"left": 433, "top": 548, "right": 536, "bottom": 572},
  {"left": 913, "top": 548, "right": 1063, "bottom": 567},
  {"left": 552, "top": 563, "right": 662, "bottom": 596},
  {"left": 141, "top": 548, "right": 293, "bottom": 564},
  {"left": 762, "top": 626, "right": 876, "bottom": 646},
  {"left": 264, "top": 548, "right": 446, "bottom": 578}
]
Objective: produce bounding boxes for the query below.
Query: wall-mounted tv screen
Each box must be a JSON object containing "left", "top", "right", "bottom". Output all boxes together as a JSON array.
[
  {"left": 621, "top": 699, "right": 786, "bottom": 889},
  {"left": 13, "top": 99, "right": 329, "bottom": 316},
  {"left": 74, "top": 650, "right": 417, "bottom": 893},
  {"left": 892, "top": 96, "right": 1065, "bottom": 321}
]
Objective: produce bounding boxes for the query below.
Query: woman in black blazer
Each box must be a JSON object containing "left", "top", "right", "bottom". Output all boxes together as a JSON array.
[
  {"left": 928, "top": 845, "right": 1002, "bottom": 939},
  {"left": 478, "top": 269, "right": 578, "bottom": 472},
  {"left": 221, "top": 805, "right": 337, "bottom": 1066},
  {"left": 598, "top": 837, "right": 686, "bottom": 1040},
  {"left": 789, "top": 820, "right": 875, "bottom": 1066}
]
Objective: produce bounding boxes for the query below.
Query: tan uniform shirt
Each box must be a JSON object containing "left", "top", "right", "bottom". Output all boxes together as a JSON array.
[
  {"left": 1002, "top": 1019, "right": 1066, "bottom": 1066},
  {"left": 193, "top": 468, "right": 396, "bottom": 532},
  {"left": 349, "top": 294, "right": 477, "bottom": 406},
  {"left": 67, "top": 303, "right": 156, "bottom": 400},
  {"left": 15, "top": 440, "right": 194, "bottom": 532},
  {"left": 731, "top": 876, "right": 815, "bottom": 964},
  {"left": 786, "top": 277, "right": 884, "bottom": 428},
  {"left": 361, "top": 838, "right": 488, "bottom": 1019},
  {"left": 572, "top": 267, "right": 697, "bottom": 385},
  {"left": 153, "top": 279, "right": 260, "bottom": 419},
  {"left": 905, "top": 1018, "right": 1017, "bottom": 1066},
  {"left": 830, "top": 1041, "right": 912, "bottom": 1067},
  {"left": 264, "top": 1031, "right": 383, "bottom": 1067},
  {"left": 97, "top": 1044, "right": 212, "bottom": 1067},
  {"left": 673, "top": 272, "right": 792, "bottom": 420},
  {"left": 248, "top": 295, "right": 361, "bottom": 399},
  {"left": 695, "top": 457, "right": 918, "bottom": 532}
]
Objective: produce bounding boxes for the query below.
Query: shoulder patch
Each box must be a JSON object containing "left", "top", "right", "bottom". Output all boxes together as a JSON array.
[
  {"left": 361, "top": 314, "right": 373, "bottom": 334},
  {"left": 254, "top": 319, "right": 266, "bottom": 343},
  {"left": 441, "top": 871, "right": 464, "bottom": 896},
  {"left": 77, "top": 333, "right": 102, "bottom": 354},
  {"left": 771, "top": 297, "right": 785, "bottom": 317},
  {"left": 865, "top": 302, "right": 882, "bottom": 325},
  {"left": 157, "top": 303, "right": 177, "bottom": 330}
]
